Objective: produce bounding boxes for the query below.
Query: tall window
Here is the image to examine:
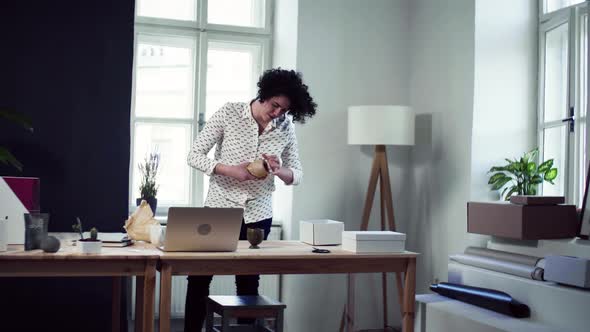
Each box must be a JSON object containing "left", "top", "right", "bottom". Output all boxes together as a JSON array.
[
  {"left": 539, "top": 1, "right": 588, "bottom": 205},
  {"left": 130, "top": 0, "right": 272, "bottom": 215}
]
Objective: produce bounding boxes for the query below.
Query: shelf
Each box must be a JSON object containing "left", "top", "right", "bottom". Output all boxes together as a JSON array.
[
  {"left": 447, "top": 262, "right": 590, "bottom": 331},
  {"left": 415, "top": 294, "right": 573, "bottom": 332},
  {"left": 486, "top": 237, "right": 590, "bottom": 259}
]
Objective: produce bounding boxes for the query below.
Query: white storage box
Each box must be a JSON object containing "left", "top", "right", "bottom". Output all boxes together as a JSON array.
[
  {"left": 300, "top": 219, "right": 344, "bottom": 245},
  {"left": 544, "top": 255, "right": 590, "bottom": 289},
  {"left": 342, "top": 231, "right": 406, "bottom": 253}
]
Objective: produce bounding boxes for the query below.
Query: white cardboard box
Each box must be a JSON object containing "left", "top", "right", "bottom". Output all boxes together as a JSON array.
[
  {"left": 342, "top": 231, "right": 406, "bottom": 253},
  {"left": 300, "top": 219, "right": 344, "bottom": 245},
  {"left": 544, "top": 255, "right": 590, "bottom": 288}
]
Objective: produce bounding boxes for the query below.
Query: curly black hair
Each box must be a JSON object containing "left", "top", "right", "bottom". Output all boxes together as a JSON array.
[{"left": 256, "top": 68, "right": 317, "bottom": 123}]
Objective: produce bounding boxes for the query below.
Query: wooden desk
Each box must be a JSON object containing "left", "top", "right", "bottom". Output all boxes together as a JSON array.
[
  {"left": 0, "top": 239, "right": 161, "bottom": 332},
  {"left": 158, "top": 241, "right": 418, "bottom": 332}
]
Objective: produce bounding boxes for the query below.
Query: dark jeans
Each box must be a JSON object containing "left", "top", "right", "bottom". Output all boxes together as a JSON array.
[{"left": 184, "top": 217, "right": 272, "bottom": 332}]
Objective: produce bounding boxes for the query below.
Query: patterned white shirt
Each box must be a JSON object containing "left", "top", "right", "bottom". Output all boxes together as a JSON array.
[{"left": 187, "top": 102, "right": 303, "bottom": 224}]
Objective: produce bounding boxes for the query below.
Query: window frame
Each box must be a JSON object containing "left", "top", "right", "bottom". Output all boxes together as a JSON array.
[
  {"left": 538, "top": 1, "right": 588, "bottom": 205},
  {"left": 129, "top": 0, "right": 274, "bottom": 216}
]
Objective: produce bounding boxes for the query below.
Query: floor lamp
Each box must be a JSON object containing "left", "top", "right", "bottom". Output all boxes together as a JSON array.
[{"left": 344, "top": 105, "right": 415, "bottom": 331}]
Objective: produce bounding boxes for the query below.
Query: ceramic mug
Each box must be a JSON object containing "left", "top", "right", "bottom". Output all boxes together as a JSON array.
[
  {"left": 24, "top": 213, "right": 49, "bottom": 251},
  {"left": 149, "top": 225, "right": 166, "bottom": 246}
]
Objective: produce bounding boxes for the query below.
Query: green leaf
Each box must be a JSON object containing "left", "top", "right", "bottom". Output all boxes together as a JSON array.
[
  {"left": 529, "top": 186, "right": 537, "bottom": 195},
  {"left": 0, "top": 108, "right": 33, "bottom": 132},
  {"left": 0, "top": 147, "right": 23, "bottom": 172},
  {"left": 506, "top": 163, "right": 519, "bottom": 174},
  {"left": 544, "top": 168, "right": 558, "bottom": 181},
  {"left": 501, "top": 186, "right": 510, "bottom": 198},
  {"left": 538, "top": 159, "right": 554, "bottom": 173},
  {"left": 526, "top": 148, "right": 539, "bottom": 161},
  {"left": 491, "top": 176, "right": 512, "bottom": 190},
  {"left": 531, "top": 175, "right": 543, "bottom": 184},
  {"left": 526, "top": 162, "right": 536, "bottom": 174},
  {"left": 488, "top": 172, "right": 508, "bottom": 184},
  {"left": 504, "top": 186, "right": 519, "bottom": 200},
  {"left": 489, "top": 166, "right": 508, "bottom": 172}
]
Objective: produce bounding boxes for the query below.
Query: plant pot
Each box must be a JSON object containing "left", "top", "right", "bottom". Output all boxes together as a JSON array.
[
  {"left": 79, "top": 239, "right": 102, "bottom": 254},
  {"left": 136, "top": 197, "right": 157, "bottom": 215}
]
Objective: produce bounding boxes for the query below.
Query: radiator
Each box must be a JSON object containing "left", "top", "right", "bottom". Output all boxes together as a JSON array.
[{"left": 131, "top": 225, "right": 282, "bottom": 319}]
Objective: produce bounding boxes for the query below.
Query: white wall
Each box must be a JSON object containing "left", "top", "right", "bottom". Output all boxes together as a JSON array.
[
  {"left": 407, "top": 0, "right": 476, "bottom": 291},
  {"left": 407, "top": 0, "right": 537, "bottom": 293},
  {"left": 281, "top": 0, "right": 412, "bottom": 331},
  {"left": 470, "top": 0, "right": 537, "bottom": 203},
  {"left": 272, "top": 0, "right": 299, "bottom": 238}
]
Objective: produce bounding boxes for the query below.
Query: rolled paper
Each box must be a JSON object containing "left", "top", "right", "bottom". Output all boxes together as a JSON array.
[
  {"left": 450, "top": 254, "right": 544, "bottom": 281},
  {"left": 464, "top": 247, "right": 542, "bottom": 267},
  {"left": 430, "top": 282, "right": 530, "bottom": 318}
]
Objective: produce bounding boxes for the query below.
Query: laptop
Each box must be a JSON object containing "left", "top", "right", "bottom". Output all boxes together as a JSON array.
[{"left": 159, "top": 207, "right": 243, "bottom": 252}]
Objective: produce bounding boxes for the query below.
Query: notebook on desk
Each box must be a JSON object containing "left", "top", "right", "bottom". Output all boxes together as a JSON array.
[
  {"left": 159, "top": 207, "right": 243, "bottom": 252},
  {"left": 72, "top": 232, "right": 133, "bottom": 247}
]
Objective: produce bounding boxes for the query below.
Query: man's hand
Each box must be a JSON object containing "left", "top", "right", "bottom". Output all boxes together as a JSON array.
[
  {"left": 262, "top": 153, "right": 294, "bottom": 184},
  {"left": 215, "top": 162, "right": 258, "bottom": 182},
  {"left": 262, "top": 153, "right": 281, "bottom": 173}
]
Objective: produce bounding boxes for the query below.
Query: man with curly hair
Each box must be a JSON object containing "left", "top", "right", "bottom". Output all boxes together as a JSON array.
[{"left": 185, "top": 68, "right": 317, "bottom": 331}]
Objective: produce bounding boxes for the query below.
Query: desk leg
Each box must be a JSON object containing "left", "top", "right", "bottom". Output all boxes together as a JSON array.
[
  {"left": 402, "top": 258, "right": 416, "bottom": 332},
  {"left": 346, "top": 273, "right": 356, "bottom": 332},
  {"left": 395, "top": 272, "right": 404, "bottom": 317},
  {"left": 135, "top": 276, "right": 144, "bottom": 332},
  {"left": 111, "top": 276, "right": 121, "bottom": 332},
  {"left": 159, "top": 262, "right": 172, "bottom": 332},
  {"left": 142, "top": 260, "right": 157, "bottom": 332}
]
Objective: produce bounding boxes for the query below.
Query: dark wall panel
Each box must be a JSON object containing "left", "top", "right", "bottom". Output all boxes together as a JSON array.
[{"left": 0, "top": 1, "right": 135, "bottom": 330}]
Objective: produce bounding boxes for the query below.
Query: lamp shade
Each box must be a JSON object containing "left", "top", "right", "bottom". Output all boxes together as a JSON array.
[{"left": 347, "top": 105, "right": 415, "bottom": 145}]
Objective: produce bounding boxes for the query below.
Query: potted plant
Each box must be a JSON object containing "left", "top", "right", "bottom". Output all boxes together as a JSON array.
[
  {"left": 72, "top": 217, "right": 102, "bottom": 254},
  {"left": 137, "top": 152, "right": 160, "bottom": 215},
  {"left": 487, "top": 148, "right": 559, "bottom": 200}
]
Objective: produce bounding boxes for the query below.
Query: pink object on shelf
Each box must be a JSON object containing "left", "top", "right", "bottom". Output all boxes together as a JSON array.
[{"left": 2, "top": 176, "right": 40, "bottom": 212}]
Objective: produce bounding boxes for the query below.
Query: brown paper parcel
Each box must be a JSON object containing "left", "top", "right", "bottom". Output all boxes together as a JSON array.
[{"left": 124, "top": 200, "right": 159, "bottom": 242}]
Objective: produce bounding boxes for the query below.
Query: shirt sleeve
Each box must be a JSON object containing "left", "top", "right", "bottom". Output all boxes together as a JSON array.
[
  {"left": 187, "top": 104, "right": 227, "bottom": 175},
  {"left": 281, "top": 128, "right": 303, "bottom": 186}
]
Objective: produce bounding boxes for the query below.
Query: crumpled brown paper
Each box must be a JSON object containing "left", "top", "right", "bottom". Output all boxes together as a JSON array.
[{"left": 124, "top": 200, "right": 159, "bottom": 242}]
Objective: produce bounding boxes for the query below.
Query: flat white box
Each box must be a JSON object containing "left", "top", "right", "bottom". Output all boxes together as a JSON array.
[
  {"left": 300, "top": 219, "right": 344, "bottom": 245},
  {"left": 544, "top": 255, "right": 590, "bottom": 289},
  {"left": 342, "top": 231, "right": 406, "bottom": 253}
]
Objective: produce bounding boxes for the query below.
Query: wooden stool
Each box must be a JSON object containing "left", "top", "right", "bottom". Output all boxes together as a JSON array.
[{"left": 206, "top": 295, "right": 286, "bottom": 332}]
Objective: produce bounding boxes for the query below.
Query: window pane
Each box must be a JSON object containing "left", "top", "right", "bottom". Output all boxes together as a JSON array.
[
  {"left": 544, "top": 0, "right": 584, "bottom": 14},
  {"left": 579, "top": 121, "right": 587, "bottom": 206},
  {"left": 135, "top": 35, "right": 196, "bottom": 119},
  {"left": 544, "top": 22, "right": 569, "bottom": 122},
  {"left": 581, "top": 14, "right": 588, "bottom": 118},
  {"left": 132, "top": 122, "right": 192, "bottom": 206},
  {"left": 542, "top": 125, "right": 568, "bottom": 196},
  {"left": 205, "top": 40, "right": 262, "bottom": 120},
  {"left": 137, "top": 0, "right": 197, "bottom": 21},
  {"left": 208, "top": 0, "right": 266, "bottom": 28}
]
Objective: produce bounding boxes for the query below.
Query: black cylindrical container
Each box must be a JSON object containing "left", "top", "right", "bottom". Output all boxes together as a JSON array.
[{"left": 430, "top": 282, "right": 530, "bottom": 318}]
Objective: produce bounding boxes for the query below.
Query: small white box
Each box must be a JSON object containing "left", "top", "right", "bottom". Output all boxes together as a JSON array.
[
  {"left": 300, "top": 219, "right": 344, "bottom": 245},
  {"left": 544, "top": 255, "right": 590, "bottom": 289},
  {"left": 342, "top": 231, "right": 406, "bottom": 253}
]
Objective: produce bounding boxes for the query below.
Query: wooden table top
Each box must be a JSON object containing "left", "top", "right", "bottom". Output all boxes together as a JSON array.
[
  {"left": 159, "top": 240, "right": 418, "bottom": 260},
  {"left": 0, "top": 233, "right": 160, "bottom": 260},
  {"left": 0, "top": 235, "right": 417, "bottom": 261}
]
